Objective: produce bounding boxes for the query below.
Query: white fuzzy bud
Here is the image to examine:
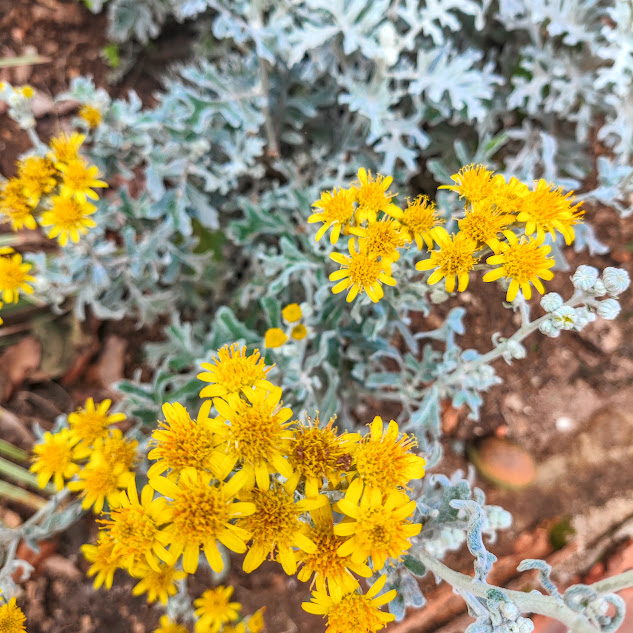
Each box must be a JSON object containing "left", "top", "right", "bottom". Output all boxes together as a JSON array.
[
  {"left": 538, "top": 319, "right": 556, "bottom": 336},
  {"left": 586, "top": 279, "right": 607, "bottom": 297},
  {"left": 506, "top": 340, "right": 526, "bottom": 360},
  {"left": 603, "top": 267, "right": 631, "bottom": 296},
  {"left": 572, "top": 265, "right": 599, "bottom": 291},
  {"left": 596, "top": 298, "right": 621, "bottom": 320},
  {"left": 552, "top": 306, "right": 577, "bottom": 330},
  {"left": 540, "top": 292, "right": 563, "bottom": 312}
]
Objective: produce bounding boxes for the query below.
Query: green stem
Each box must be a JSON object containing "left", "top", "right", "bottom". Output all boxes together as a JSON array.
[
  {"left": 0, "top": 439, "right": 29, "bottom": 463},
  {"left": 0, "top": 480, "right": 47, "bottom": 510},
  {"left": 0, "top": 456, "right": 55, "bottom": 494}
]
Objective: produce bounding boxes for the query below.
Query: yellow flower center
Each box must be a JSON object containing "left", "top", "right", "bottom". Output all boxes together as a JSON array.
[
  {"left": 458, "top": 208, "right": 510, "bottom": 244},
  {"left": 432, "top": 236, "right": 477, "bottom": 277},
  {"left": 289, "top": 426, "right": 348, "bottom": 479},
  {"left": 401, "top": 196, "right": 438, "bottom": 233},
  {"left": 299, "top": 524, "right": 349, "bottom": 581},
  {"left": 354, "top": 435, "right": 416, "bottom": 491},
  {"left": 0, "top": 258, "right": 28, "bottom": 291},
  {"left": 319, "top": 189, "right": 355, "bottom": 224},
  {"left": 202, "top": 345, "right": 269, "bottom": 394},
  {"left": 0, "top": 600, "right": 26, "bottom": 633},
  {"left": 62, "top": 160, "right": 93, "bottom": 191},
  {"left": 499, "top": 239, "right": 551, "bottom": 283},
  {"left": 352, "top": 509, "right": 403, "bottom": 551},
  {"left": 104, "top": 505, "right": 160, "bottom": 562},
  {"left": 450, "top": 165, "right": 495, "bottom": 202},
  {"left": 1, "top": 181, "right": 33, "bottom": 220},
  {"left": 50, "top": 198, "right": 85, "bottom": 228},
  {"left": 34, "top": 440, "right": 72, "bottom": 473},
  {"left": 81, "top": 463, "right": 121, "bottom": 498},
  {"left": 356, "top": 182, "right": 390, "bottom": 217},
  {"left": 361, "top": 222, "right": 406, "bottom": 258},
  {"left": 69, "top": 411, "right": 111, "bottom": 445},
  {"left": 240, "top": 487, "right": 299, "bottom": 547},
  {"left": 347, "top": 252, "right": 384, "bottom": 288},
  {"left": 326, "top": 593, "right": 386, "bottom": 633}
]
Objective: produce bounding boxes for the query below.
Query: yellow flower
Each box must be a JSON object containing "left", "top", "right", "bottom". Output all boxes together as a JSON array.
[
  {"left": 40, "top": 195, "right": 97, "bottom": 246},
  {"left": 30, "top": 429, "right": 82, "bottom": 490},
  {"left": 482, "top": 231, "right": 555, "bottom": 302},
  {"left": 297, "top": 503, "right": 371, "bottom": 596},
  {"left": 0, "top": 248, "right": 35, "bottom": 303},
  {"left": 0, "top": 179, "right": 37, "bottom": 230},
  {"left": 194, "top": 586, "right": 241, "bottom": 633},
  {"left": 399, "top": 195, "right": 440, "bottom": 250},
  {"left": 415, "top": 227, "right": 478, "bottom": 293},
  {"left": 329, "top": 238, "right": 396, "bottom": 303},
  {"left": 335, "top": 485, "right": 421, "bottom": 570},
  {"left": 154, "top": 616, "right": 189, "bottom": 633},
  {"left": 285, "top": 416, "right": 358, "bottom": 498},
  {"left": 352, "top": 416, "right": 425, "bottom": 497},
  {"left": 81, "top": 537, "right": 123, "bottom": 589},
  {"left": 16, "top": 85, "right": 34, "bottom": 99},
  {"left": 302, "top": 575, "right": 396, "bottom": 633},
  {"left": 348, "top": 218, "right": 408, "bottom": 263},
  {"left": 92, "top": 428, "right": 138, "bottom": 471},
  {"left": 99, "top": 479, "right": 172, "bottom": 571},
  {"left": 439, "top": 164, "right": 496, "bottom": 203},
  {"left": 56, "top": 159, "right": 107, "bottom": 203},
  {"left": 198, "top": 344, "right": 274, "bottom": 400},
  {"left": 147, "top": 400, "right": 223, "bottom": 479},
  {"left": 246, "top": 608, "right": 266, "bottom": 633},
  {"left": 517, "top": 179, "right": 584, "bottom": 244},
  {"left": 67, "top": 397, "right": 126, "bottom": 448},
  {"left": 309, "top": 188, "right": 356, "bottom": 244},
  {"left": 48, "top": 132, "right": 86, "bottom": 164},
  {"left": 237, "top": 484, "right": 324, "bottom": 575},
  {"left": 150, "top": 468, "right": 255, "bottom": 574},
  {"left": 17, "top": 156, "right": 57, "bottom": 204},
  {"left": 78, "top": 104, "right": 103, "bottom": 128},
  {"left": 213, "top": 386, "right": 295, "bottom": 492},
  {"left": 353, "top": 168, "right": 402, "bottom": 224},
  {"left": 457, "top": 201, "right": 515, "bottom": 251},
  {"left": 264, "top": 327, "right": 288, "bottom": 348},
  {"left": 291, "top": 324, "right": 308, "bottom": 340},
  {"left": 282, "top": 303, "right": 302, "bottom": 323},
  {"left": 67, "top": 453, "right": 133, "bottom": 513},
  {"left": 0, "top": 598, "right": 27, "bottom": 633},
  {"left": 130, "top": 562, "right": 186, "bottom": 605},
  {"left": 490, "top": 175, "right": 530, "bottom": 216}
]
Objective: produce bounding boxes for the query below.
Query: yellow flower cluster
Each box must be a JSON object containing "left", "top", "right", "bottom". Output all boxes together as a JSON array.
[
  {"left": 312, "top": 165, "right": 583, "bottom": 304},
  {"left": 0, "top": 596, "right": 27, "bottom": 633},
  {"left": 30, "top": 343, "right": 426, "bottom": 633},
  {"left": 264, "top": 302, "right": 308, "bottom": 348},
  {"left": 31, "top": 398, "right": 135, "bottom": 512}
]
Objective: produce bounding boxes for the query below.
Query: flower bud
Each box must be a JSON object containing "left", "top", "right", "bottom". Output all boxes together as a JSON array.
[
  {"left": 540, "top": 292, "right": 563, "bottom": 312},
  {"left": 552, "top": 306, "right": 577, "bottom": 330},
  {"left": 586, "top": 279, "right": 607, "bottom": 297},
  {"left": 603, "top": 267, "right": 631, "bottom": 296},
  {"left": 596, "top": 298, "right": 621, "bottom": 320},
  {"left": 538, "top": 319, "right": 556, "bottom": 336},
  {"left": 572, "top": 265, "right": 599, "bottom": 291}
]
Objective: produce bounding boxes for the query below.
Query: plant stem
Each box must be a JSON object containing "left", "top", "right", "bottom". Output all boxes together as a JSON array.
[
  {"left": 0, "top": 439, "right": 29, "bottom": 463},
  {"left": 0, "top": 480, "right": 47, "bottom": 511},
  {"left": 0, "top": 456, "right": 55, "bottom": 493}
]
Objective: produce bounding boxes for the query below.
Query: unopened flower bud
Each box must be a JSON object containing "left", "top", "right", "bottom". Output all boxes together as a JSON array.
[
  {"left": 586, "top": 279, "right": 607, "bottom": 297},
  {"left": 539, "top": 319, "right": 556, "bottom": 336},
  {"left": 596, "top": 298, "right": 621, "bottom": 320},
  {"left": 572, "top": 265, "right": 599, "bottom": 291},
  {"left": 603, "top": 267, "right": 630, "bottom": 296},
  {"left": 540, "top": 293, "right": 563, "bottom": 312}
]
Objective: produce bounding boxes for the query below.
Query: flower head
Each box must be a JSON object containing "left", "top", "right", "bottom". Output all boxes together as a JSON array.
[
  {"left": 0, "top": 179, "right": 37, "bottom": 230},
  {"left": 440, "top": 164, "right": 496, "bottom": 203},
  {"left": 149, "top": 468, "right": 255, "bottom": 574},
  {"left": 264, "top": 327, "right": 288, "bottom": 348},
  {"left": 68, "top": 397, "right": 126, "bottom": 448},
  {"left": 48, "top": 132, "right": 85, "bottom": 164},
  {"left": 457, "top": 201, "right": 515, "bottom": 251},
  {"left": 348, "top": 218, "right": 408, "bottom": 263},
  {"left": 40, "top": 195, "right": 97, "bottom": 246},
  {"left": 302, "top": 575, "right": 396, "bottom": 633},
  {"left": 0, "top": 248, "right": 35, "bottom": 303},
  {"left": 30, "top": 428, "right": 82, "bottom": 490},
  {"left": 415, "top": 227, "right": 478, "bottom": 293},
  {"left": 335, "top": 484, "right": 421, "bottom": 570},
  {"left": 198, "top": 344, "right": 274, "bottom": 400},
  {"left": 399, "top": 195, "right": 440, "bottom": 250},
  {"left": 213, "top": 387, "right": 294, "bottom": 491},
  {"left": 78, "top": 104, "right": 103, "bottom": 128},
  {"left": 352, "top": 417, "right": 425, "bottom": 497},
  {"left": 92, "top": 428, "right": 138, "bottom": 471},
  {"left": 56, "top": 159, "right": 107, "bottom": 203},
  {"left": 282, "top": 303, "right": 302, "bottom": 323},
  {"left": 130, "top": 562, "right": 186, "bottom": 605},
  {"left": 148, "top": 400, "right": 222, "bottom": 479},
  {"left": 17, "top": 156, "right": 57, "bottom": 204},
  {"left": 291, "top": 324, "right": 308, "bottom": 340},
  {"left": 194, "top": 586, "right": 241, "bottom": 633},
  {"left": 309, "top": 188, "right": 356, "bottom": 244},
  {"left": 490, "top": 175, "right": 530, "bottom": 215},
  {"left": 0, "top": 598, "right": 27, "bottom": 633},
  {"left": 329, "top": 238, "right": 396, "bottom": 303},
  {"left": 81, "top": 538, "right": 122, "bottom": 589},
  {"left": 154, "top": 616, "right": 189, "bottom": 633},
  {"left": 482, "top": 231, "right": 555, "bottom": 302},
  {"left": 353, "top": 168, "right": 402, "bottom": 223}
]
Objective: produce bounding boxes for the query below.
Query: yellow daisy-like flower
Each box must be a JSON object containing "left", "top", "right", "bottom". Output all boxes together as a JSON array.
[
  {"left": 150, "top": 468, "right": 255, "bottom": 574},
  {"left": 237, "top": 483, "right": 324, "bottom": 575},
  {"left": 48, "top": 132, "right": 86, "bottom": 164},
  {"left": 264, "top": 327, "right": 288, "bottom": 348},
  {"left": 81, "top": 538, "right": 123, "bottom": 589},
  {"left": 439, "top": 164, "right": 496, "bottom": 203},
  {"left": 309, "top": 188, "right": 356, "bottom": 244},
  {"left": 457, "top": 201, "right": 515, "bottom": 251},
  {"left": 399, "top": 195, "right": 440, "bottom": 250},
  {"left": 297, "top": 503, "right": 371, "bottom": 596},
  {"left": 291, "top": 324, "right": 308, "bottom": 340},
  {"left": 482, "top": 231, "right": 555, "bottom": 302},
  {"left": 282, "top": 303, "right": 302, "bottom": 323},
  {"left": 147, "top": 400, "right": 222, "bottom": 479},
  {"left": 194, "top": 586, "right": 241, "bottom": 633},
  {"left": 56, "top": 159, "right": 107, "bottom": 203},
  {"left": 67, "top": 397, "right": 126, "bottom": 448},
  {"left": 92, "top": 428, "right": 138, "bottom": 472},
  {"left": 17, "top": 156, "right": 57, "bottom": 204},
  {"left": 352, "top": 416, "right": 425, "bottom": 497},
  {"left": 40, "top": 195, "right": 97, "bottom": 246},
  {"left": 154, "top": 616, "right": 189, "bottom": 633},
  {"left": 0, "top": 248, "right": 35, "bottom": 304},
  {"left": 490, "top": 175, "right": 530, "bottom": 216},
  {"left": 517, "top": 179, "right": 584, "bottom": 245},
  {"left": 285, "top": 416, "right": 358, "bottom": 498},
  {"left": 0, "top": 597, "right": 27, "bottom": 633},
  {"left": 78, "top": 104, "right": 103, "bottom": 128},
  {"left": 329, "top": 238, "right": 396, "bottom": 303},
  {"left": 348, "top": 218, "right": 408, "bottom": 263},
  {"left": 99, "top": 479, "right": 172, "bottom": 571},
  {"left": 198, "top": 344, "right": 274, "bottom": 400},
  {"left": 335, "top": 485, "right": 421, "bottom": 570},
  {"left": 213, "top": 386, "right": 295, "bottom": 492},
  {"left": 353, "top": 168, "right": 402, "bottom": 224},
  {"left": 30, "top": 428, "right": 82, "bottom": 490},
  {"left": 0, "top": 179, "right": 37, "bottom": 230},
  {"left": 67, "top": 453, "right": 133, "bottom": 513},
  {"left": 130, "top": 562, "right": 186, "bottom": 605},
  {"left": 415, "top": 227, "right": 478, "bottom": 293},
  {"left": 302, "top": 575, "right": 396, "bottom": 633}
]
